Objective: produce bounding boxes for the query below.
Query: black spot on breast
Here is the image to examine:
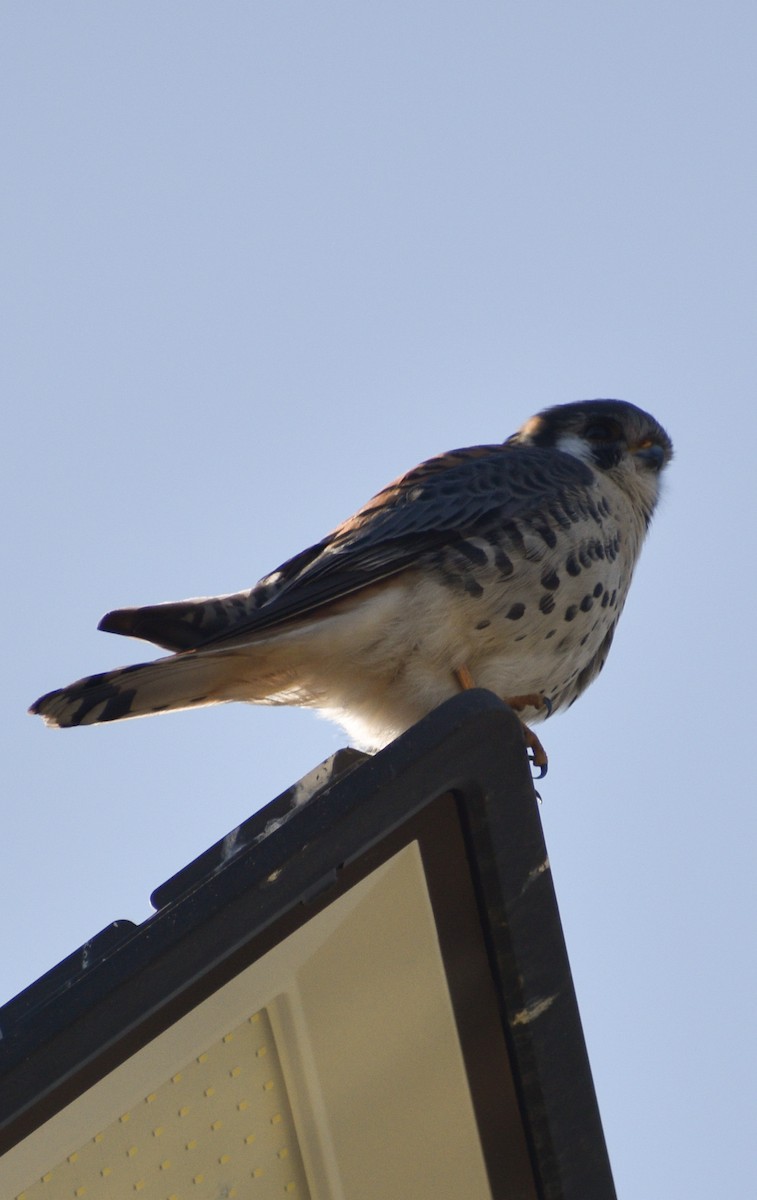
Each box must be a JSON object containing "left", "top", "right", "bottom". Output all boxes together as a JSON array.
[
  {"left": 475, "top": 618, "right": 491, "bottom": 630},
  {"left": 434, "top": 559, "right": 460, "bottom": 590},
  {"left": 610, "top": 588, "right": 618, "bottom": 606},
  {"left": 502, "top": 520, "right": 526, "bottom": 554},
  {"left": 545, "top": 628, "right": 556, "bottom": 639},
  {"left": 575, "top": 624, "right": 617, "bottom": 694},
  {"left": 534, "top": 524, "right": 558, "bottom": 549},
  {"left": 593, "top": 582, "right": 604, "bottom": 598},
  {"left": 579, "top": 546, "right": 592, "bottom": 568},
  {"left": 494, "top": 548, "right": 514, "bottom": 578},
  {"left": 547, "top": 503, "right": 573, "bottom": 531},
  {"left": 564, "top": 605, "right": 578, "bottom": 622},
  {"left": 456, "top": 539, "right": 489, "bottom": 566},
  {"left": 566, "top": 554, "right": 581, "bottom": 577},
  {"left": 540, "top": 568, "right": 560, "bottom": 590},
  {"left": 601, "top": 590, "right": 610, "bottom": 607},
  {"left": 539, "top": 593, "right": 556, "bottom": 614},
  {"left": 464, "top": 577, "right": 485, "bottom": 598},
  {"left": 573, "top": 663, "right": 594, "bottom": 695},
  {"left": 605, "top": 534, "right": 621, "bottom": 563},
  {"left": 580, "top": 594, "right": 594, "bottom": 612},
  {"left": 506, "top": 603, "right": 526, "bottom": 620}
]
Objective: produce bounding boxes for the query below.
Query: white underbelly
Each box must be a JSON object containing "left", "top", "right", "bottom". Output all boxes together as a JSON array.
[{"left": 296, "top": 562, "right": 626, "bottom": 750}]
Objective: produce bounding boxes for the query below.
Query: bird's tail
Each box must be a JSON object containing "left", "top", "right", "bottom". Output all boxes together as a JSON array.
[{"left": 29, "top": 649, "right": 252, "bottom": 729}]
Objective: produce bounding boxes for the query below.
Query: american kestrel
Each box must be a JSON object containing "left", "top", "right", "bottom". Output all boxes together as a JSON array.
[{"left": 30, "top": 399, "right": 672, "bottom": 774}]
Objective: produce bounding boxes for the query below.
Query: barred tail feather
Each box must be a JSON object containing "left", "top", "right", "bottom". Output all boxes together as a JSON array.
[{"left": 29, "top": 652, "right": 239, "bottom": 729}]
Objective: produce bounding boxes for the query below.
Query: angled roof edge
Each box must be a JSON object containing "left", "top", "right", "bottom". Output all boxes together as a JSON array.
[{"left": 0, "top": 690, "right": 616, "bottom": 1200}]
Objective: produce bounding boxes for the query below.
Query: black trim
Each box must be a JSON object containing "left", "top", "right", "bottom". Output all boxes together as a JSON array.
[{"left": 0, "top": 690, "right": 616, "bottom": 1200}]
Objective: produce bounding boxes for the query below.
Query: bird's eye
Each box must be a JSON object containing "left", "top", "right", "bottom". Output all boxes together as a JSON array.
[{"left": 584, "top": 420, "right": 620, "bottom": 442}]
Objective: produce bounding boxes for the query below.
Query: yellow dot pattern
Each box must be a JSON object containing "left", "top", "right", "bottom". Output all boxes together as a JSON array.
[{"left": 16, "top": 1007, "right": 310, "bottom": 1200}]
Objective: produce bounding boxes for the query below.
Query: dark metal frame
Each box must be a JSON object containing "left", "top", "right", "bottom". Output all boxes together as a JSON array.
[{"left": 0, "top": 690, "right": 616, "bottom": 1200}]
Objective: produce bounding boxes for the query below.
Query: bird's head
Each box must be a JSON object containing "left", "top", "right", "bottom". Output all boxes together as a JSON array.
[{"left": 512, "top": 399, "right": 673, "bottom": 520}]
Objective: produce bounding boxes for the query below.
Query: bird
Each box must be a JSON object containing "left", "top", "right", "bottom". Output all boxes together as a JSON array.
[{"left": 30, "top": 399, "right": 672, "bottom": 775}]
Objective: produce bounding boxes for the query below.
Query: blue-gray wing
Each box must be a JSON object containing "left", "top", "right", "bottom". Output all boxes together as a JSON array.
[{"left": 100, "top": 443, "right": 594, "bottom": 650}]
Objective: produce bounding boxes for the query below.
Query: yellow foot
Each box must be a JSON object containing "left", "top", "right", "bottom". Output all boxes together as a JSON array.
[
  {"left": 520, "top": 724, "right": 549, "bottom": 778},
  {"left": 453, "top": 665, "right": 477, "bottom": 690},
  {"left": 453, "top": 669, "right": 550, "bottom": 778},
  {"left": 505, "top": 694, "right": 550, "bottom": 777}
]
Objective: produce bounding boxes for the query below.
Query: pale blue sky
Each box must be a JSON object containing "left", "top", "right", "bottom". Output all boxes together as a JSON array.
[{"left": 2, "top": 4, "right": 755, "bottom": 1196}]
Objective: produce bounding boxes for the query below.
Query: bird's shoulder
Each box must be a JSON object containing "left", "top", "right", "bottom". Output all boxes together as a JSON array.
[
  {"left": 328, "top": 440, "right": 594, "bottom": 544},
  {"left": 241, "top": 441, "right": 594, "bottom": 622},
  {"left": 100, "top": 441, "right": 596, "bottom": 652}
]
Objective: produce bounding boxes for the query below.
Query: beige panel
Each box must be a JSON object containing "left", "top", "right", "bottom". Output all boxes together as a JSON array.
[
  {"left": 3, "top": 844, "right": 492, "bottom": 1200},
  {"left": 12, "top": 1007, "right": 309, "bottom": 1200},
  {"left": 294, "top": 845, "right": 493, "bottom": 1200}
]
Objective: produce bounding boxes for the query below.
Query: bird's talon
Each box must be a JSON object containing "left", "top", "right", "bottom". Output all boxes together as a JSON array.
[
  {"left": 506, "top": 692, "right": 552, "bottom": 716},
  {"left": 527, "top": 746, "right": 549, "bottom": 779},
  {"left": 521, "top": 721, "right": 549, "bottom": 778}
]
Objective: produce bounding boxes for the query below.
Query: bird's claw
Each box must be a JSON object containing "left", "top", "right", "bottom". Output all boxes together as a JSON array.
[
  {"left": 506, "top": 691, "right": 553, "bottom": 717},
  {"left": 528, "top": 749, "right": 549, "bottom": 780},
  {"left": 522, "top": 723, "right": 549, "bottom": 779},
  {"left": 454, "top": 669, "right": 550, "bottom": 778}
]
